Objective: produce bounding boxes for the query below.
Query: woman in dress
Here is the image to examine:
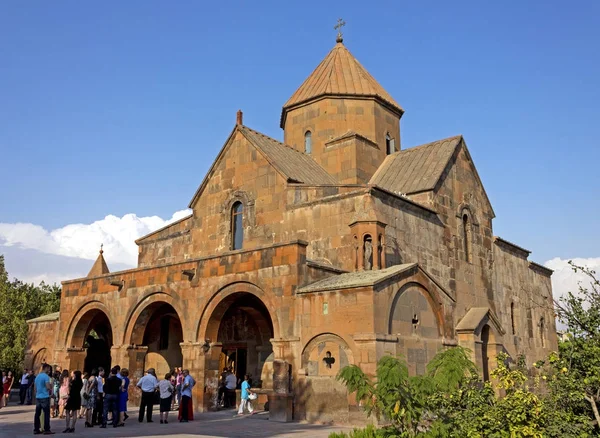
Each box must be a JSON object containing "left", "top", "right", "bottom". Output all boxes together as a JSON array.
[
  {"left": 78, "top": 372, "right": 89, "bottom": 419},
  {"left": 52, "top": 369, "right": 61, "bottom": 417},
  {"left": 84, "top": 369, "right": 98, "bottom": 428},
  {"left": 63, "top": 370, "right": 83, "bottom": 433},
  {"left": 2, "top": 371, "right": 13, "bottom": 407},
  {"left": 117, "top": 368, "right": 130, "bottom": 426},
  {"left": 58, "top": 369, "right": 70, "bottom": 418}
]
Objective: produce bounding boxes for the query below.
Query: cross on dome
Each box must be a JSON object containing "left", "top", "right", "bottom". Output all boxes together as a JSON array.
[{"left": 334, "top": 18, "right": 346, "bottom": 43}]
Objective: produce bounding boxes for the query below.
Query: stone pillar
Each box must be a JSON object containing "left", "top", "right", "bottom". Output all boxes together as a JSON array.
[
  {"left": 66, "top": 348, "right": 87, "bottom": 372},
  {"left": 125, "top": 346, "right": 148, "bottom": 407},
  {"left": 268, "top": 338, "right": 298, "bottom": 422},
  {"left": 181, "top": 341, "right": 218, "bottom": 413},
  {"left": 110, "top": 345, "right": 129, "bottom": 370}
]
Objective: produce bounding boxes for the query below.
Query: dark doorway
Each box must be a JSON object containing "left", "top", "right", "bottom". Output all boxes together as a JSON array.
[
  {"left": 82, "top": 312, "right": 113, "bottom": 374},
  {"left": 216, "top": 294, "right": 273, "bottom": 388},
  {"left": 481, "top": 325, "right": 490, "bottom": 382}
]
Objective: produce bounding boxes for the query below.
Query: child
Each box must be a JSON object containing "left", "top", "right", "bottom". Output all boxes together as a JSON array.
[{"left": 237, "top": 374, "right": 254, "bottom": 416}]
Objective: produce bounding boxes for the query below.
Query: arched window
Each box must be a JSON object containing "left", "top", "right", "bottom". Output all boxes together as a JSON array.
[
  {"left": 378, "top": 234, "right": 384, "bottom": 269},
  {"left": 510, "top": 302, "right": 516, "bottom": 335},
  {"left": 539, "top": 317, "right": 545, "bottom": 348},
  {"left": 462, "top": 213, "right": 472, "bottom": 263},
  {"left": 231, "top": 201, "right": 243, "bottom": 250},
  {"left": 363, "top": 235, "right": 373, "bottom": 270},
  {"left": 304, "top": 131, "right": 312, "bottom": 154},
  {"left": 385, "top": 133, "right": 395, "bottom": 155}
]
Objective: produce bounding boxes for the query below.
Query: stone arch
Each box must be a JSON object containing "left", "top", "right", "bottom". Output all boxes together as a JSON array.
[
  {"left": 65, "top": 300, "right": 115, "bottom": 348},
  {"left": 388, "top": 282, "right": 444, "bottom": 337},
  {"left": 301, "top": 333, "right": 354, "bottom": 377},
  {"left": 122, "top": 291, "right": 188, "bottom": 345},
  {"left": 197, "top": 281, "right": 280, "bottom": 343},
  {"left": 31, "top": 347, "right": 47, "bottom": 372}
]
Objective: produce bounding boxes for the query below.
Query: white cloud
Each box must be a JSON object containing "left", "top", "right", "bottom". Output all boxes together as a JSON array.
[
  {"left": 545, "top": 256, "right": 600, "bottom": 304},
  {"left": 0, "top": 209, "right": 191, "bottom": 267}
]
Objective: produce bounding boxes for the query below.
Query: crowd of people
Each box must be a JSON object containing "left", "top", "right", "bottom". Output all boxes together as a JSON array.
[
  {"left": 1, "top": 363, "right": 257, "bottom": 434},
  {"left": 11, "top": 364, "right": 198, "bottom": 434}
]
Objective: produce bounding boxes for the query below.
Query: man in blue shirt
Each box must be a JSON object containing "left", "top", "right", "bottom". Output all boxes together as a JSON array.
[
  {"left": 33, "top": 363, "right": 54, "bottom": 435},
  {"left": 179, "top": 369, "right": 194, "bottom": 422}
]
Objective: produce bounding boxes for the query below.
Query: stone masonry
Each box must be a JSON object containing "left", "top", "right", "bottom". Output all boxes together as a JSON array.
[{"left": 26, "top": 36, "right": 557, "bottom": 424}]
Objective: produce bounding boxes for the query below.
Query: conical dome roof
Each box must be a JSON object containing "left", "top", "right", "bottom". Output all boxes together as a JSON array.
[
  {"left": 281, "top": 42, "right": 402, "bottom": 127},
  {"left": 87, "top": 246, "right": 110, "bottom": 277}
]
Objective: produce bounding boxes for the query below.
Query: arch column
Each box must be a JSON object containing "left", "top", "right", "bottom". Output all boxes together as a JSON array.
[{"left": 182, "top": 341, "right": 222, "bottom": 412}]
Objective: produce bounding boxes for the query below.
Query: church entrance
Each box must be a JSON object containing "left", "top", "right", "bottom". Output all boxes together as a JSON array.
[
  {"left": 130, "top": 302, "right": 183, "bottom": 377},
  {"left": 214, "top": 293, "right": 274, "bottom": 388},
  {"left": 70, "top": 309, "right": 113, "bottom": 374}
]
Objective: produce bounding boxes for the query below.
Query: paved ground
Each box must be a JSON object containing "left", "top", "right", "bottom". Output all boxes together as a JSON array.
[{"left": 0, "top": 403, "right": 352, "bottom": 438}]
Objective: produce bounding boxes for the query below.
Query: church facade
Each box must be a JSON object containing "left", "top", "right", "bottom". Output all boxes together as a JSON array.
[{"left": 26, "top": 36, "right": 557, "bottom": 423}]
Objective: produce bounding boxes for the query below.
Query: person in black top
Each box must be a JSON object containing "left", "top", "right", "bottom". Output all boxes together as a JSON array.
[
  {"left": 101, "top": 367, "right": 122, "bottom": 428},
  {"left": 63, "top": 371, "right": 83, "bottom": 433}
]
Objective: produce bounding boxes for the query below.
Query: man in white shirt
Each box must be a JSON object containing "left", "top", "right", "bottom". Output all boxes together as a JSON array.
[
  {"left": 19, "top": 369, "right": 29, "bottom": 405},
  {"left": 92, "top": 368, "right": 105, "bottom": 425},
  {"left": 224, "top": 370, "right": 237, "bottom": 408},
  {"left": 137, "top": 368, "right": 158, "bottom": 423}
]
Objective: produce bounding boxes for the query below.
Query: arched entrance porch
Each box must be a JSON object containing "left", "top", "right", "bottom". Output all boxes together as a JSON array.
[
  {"left": 201, "top": 291, "right": 275, "bottom": 409},
  {"left": 69, "top": 308, "right": 113, "bottom": 374},
  {"left": 130, "top": 302, "right": 184, "bottom": 378}
]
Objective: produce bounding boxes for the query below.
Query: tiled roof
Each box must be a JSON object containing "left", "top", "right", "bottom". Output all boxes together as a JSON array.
[
  {"left": 282, "top": 43, "right": 402, "bottom": 117},
  {"left": 298, "top": 264, "right": 417, "bottom": 293},
  {"left": 238, "top": 126, "right": 337, "bottom": 185},
  {"left": 370, "top": 135, "right": 463, "bottom": 195}
]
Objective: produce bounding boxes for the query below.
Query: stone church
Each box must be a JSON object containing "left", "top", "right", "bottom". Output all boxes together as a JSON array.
[{"left": 26, "top": 33, "right": 557, "bottom": 422}]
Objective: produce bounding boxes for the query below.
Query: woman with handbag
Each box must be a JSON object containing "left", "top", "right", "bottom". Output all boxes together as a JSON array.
[
  {"left": 58, "top": 369, "right": 70, "bottom": 418},
  {"left": 158, "top": 373, "right": 174, "bottom": 424},
  {"left": 83, "top": 369, "right": 98, "bottom": 428}
]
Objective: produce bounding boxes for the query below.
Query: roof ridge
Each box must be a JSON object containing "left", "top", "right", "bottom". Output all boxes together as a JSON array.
[
  {"left": 240, "top": 124, "right": 309, "bottom": 155},
  {"left": 395, "top": 134, "right": 463, "bottom": 155}
]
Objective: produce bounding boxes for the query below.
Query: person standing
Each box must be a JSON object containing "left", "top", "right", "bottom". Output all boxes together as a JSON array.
[
  {"left": 78, "top": 372, "right": 89, "bottom": 419},
  {"left": 179, "top": 369, "right": 194, "bottom": 423},
  {"left": 63, "top": 370, "right": 83, "bottom": 433},
  {"left": 19, "top": 368, "right": 29, "bottom": 405},
  {"left": 26, "top": 369, "right": 36, "bottom": 405},
  {"left": 33, "top": 363, "right": 54, "bottom": 435},
  {"left": 158, "top": 373, "right": 174, "bottom": 424},
  {"left": 3, "top": 370, "right": 13, "bottom": 407},
  {"left": 58, "top": 370, "right": 69, "bottom": 418},
  {"left": 83, "top": 370, "right": 98, "bottom": 428},
  {"left": 175, "top": 367, "right": 183, "bottom": 407},
  {"left": 117, "top": 368, "right": 130, "bottom": 425},
  {"left": 92, "top": 367, "right": 104, "bottom": 425},
  {"left": 101, "top": 367, "right": 121, "bottom": 428},
  {"left": 137, "top": 368, "right": 158, "bottom": 423},
  {"left": 237, "top": 374, "right": 255, "bottom": 416}
]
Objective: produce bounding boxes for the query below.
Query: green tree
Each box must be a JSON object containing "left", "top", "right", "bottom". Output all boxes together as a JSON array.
[
  {"left": 0, "top": 255, "right": 61, "bottom": 372},
  {"left": 554, "top": 261, "right": 600, "bottom": 428}
]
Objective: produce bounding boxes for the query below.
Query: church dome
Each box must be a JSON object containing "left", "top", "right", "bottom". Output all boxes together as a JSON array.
[{"left": 280, "top": 42, "right": 403, "bottom": 128}]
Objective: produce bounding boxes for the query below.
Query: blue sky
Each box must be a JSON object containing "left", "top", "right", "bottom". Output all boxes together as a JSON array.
[{"left": 0, "top": 1, "right": 599, "bottom": 285}]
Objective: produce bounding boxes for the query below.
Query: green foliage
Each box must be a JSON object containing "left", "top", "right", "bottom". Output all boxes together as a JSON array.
[
  {"left": 328, "top": 424, "right": 382, "bottom": 438},
  {"left": 0, "top": 255, "right": 61, "bottom": 373},
  {"left": 554, "top": 261, "right": 600, "bottom": 430}
]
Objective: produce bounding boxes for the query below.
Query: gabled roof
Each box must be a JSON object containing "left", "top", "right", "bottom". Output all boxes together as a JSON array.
[
  {"left": 189, "top": 125, "right": 336, "bottom": 207},
  {"left": 456, "top": 307, "right": 505, "bottom": 336},
  {"left": 87, "top": 249, "right": 110, "bottom": 277},
  {"left": 370, "top": 135, "right": 463, "bottom": 195},
  {"left": 281, "top": 42, "right": 403, "bottom": 127}
]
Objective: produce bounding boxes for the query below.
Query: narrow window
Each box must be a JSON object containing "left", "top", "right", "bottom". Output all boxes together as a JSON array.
[
  {"left": 539, "top": 317, "right": 545, "bottom": 347},
  {"left": 159, "top": 316, "right": 170, "bottom": 350},
  {"left": 462, "top": 213, "right": 472, "bottom": 262},
  {"left": 377, "top": 234, "right": 384, "bottom": 269},
  {"left": 304, "top": 131, "right": 312, "bottom": 154},
  {"left": 231, "top": 201, "right": 243, "bottom": 250},
  {"left": 385, "top": 133, "right": 395, "bottom": 155},
  {"left": 511, "top": 302, "right": 516, "bottom": 335},
  {"left": 363, "top": 235, "right": 373, "bottom": 270}
]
